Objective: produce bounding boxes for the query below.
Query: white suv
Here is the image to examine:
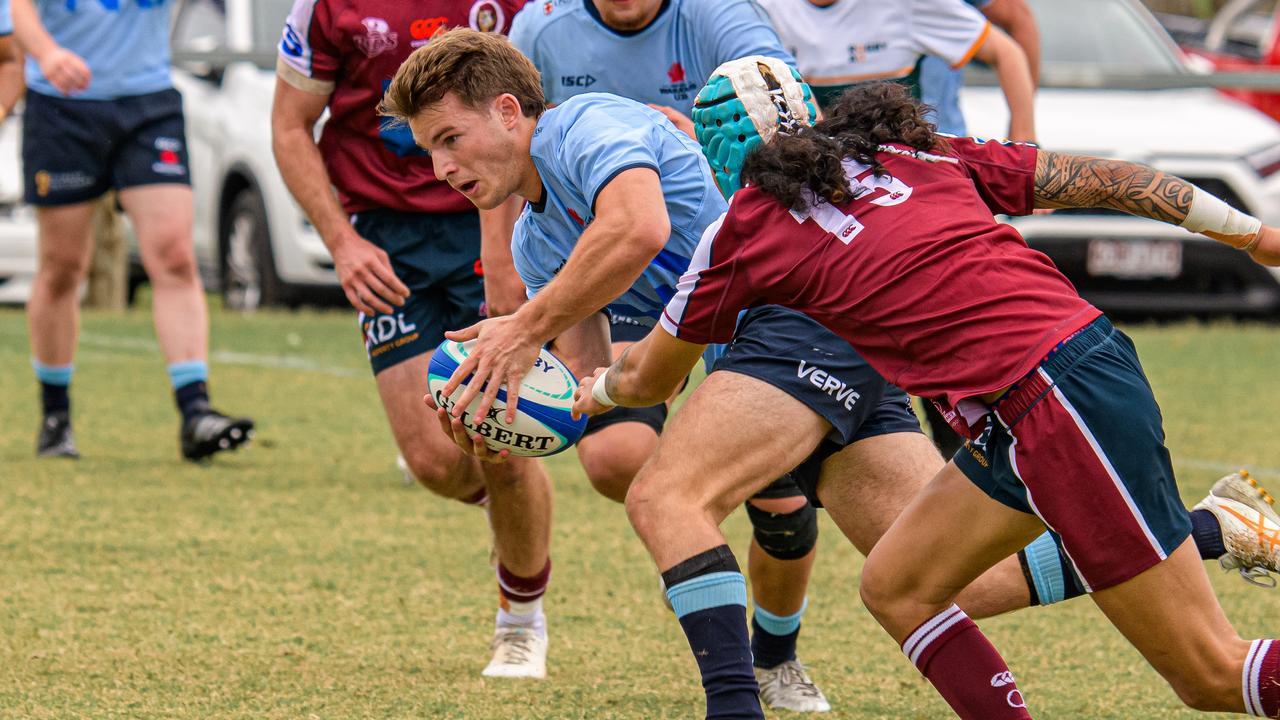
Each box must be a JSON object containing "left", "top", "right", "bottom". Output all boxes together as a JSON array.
[{"left": 961, "top": 0, "right": 1280, "bottom": 316}]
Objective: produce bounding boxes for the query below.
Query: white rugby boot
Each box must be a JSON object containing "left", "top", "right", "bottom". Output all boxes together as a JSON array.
[
  {"left": 482, "top": 626, "right": 547, "bottom": 679},
  {"left": 1194, "top": 470, "right": 1280, "bottom": 588},
  {"left": 755, "top": 659, "right": 831, "bottom": 712}
]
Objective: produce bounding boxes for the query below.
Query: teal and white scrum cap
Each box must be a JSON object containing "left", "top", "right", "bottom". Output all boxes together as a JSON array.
[{"left": 692, "top": 56, "right": 817, "bottom": 198}]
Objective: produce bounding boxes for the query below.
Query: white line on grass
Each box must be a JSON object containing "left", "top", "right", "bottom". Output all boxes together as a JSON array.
[{"left": 76, "top": 332, "right": 365, "bottom": 378}]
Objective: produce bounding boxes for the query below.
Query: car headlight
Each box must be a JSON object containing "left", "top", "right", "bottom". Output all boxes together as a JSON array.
[{"left": 1244, "top": 143, "right": 1280, "bottom": 178}]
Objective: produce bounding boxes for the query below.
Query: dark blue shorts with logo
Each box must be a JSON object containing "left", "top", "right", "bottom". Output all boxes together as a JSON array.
[
  {"left": 22, "top": 88, "right": 190, "bottom": 205},
  {"left": 353, "top": 209, "right": 485, "bottom": 375},
  {"left": 715, "top": 306, "right": 922, "bottom": 507},
  {"left": 953, "top": 316, "right": 1191, "bottom": 592}
]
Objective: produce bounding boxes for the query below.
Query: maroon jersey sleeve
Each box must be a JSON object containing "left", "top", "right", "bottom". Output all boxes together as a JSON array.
[
  {"left": 279, "top": 0, "right": 343, "bottom": 86},
  {"left": 659, "top": 209, "right": 760, "bottom": 345},
  {"left": 944, "top": 136, "right": 1038, "bottom": 217}
]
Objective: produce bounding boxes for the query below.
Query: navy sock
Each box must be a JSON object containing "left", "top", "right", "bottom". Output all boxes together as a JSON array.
[
  {"left": 41, "top": 382, "right": 70, "bottom": 416},
  {"left": 175, "top": 381, "right": 210, "bottom": 424},
  {"left": 662, "top": 545, "right": 763, "bottom": 720},
  {"left": 1190, "top": 508, "right": 1227, "bottom": 560},
  {"left": 750, "top": 614, "right": 799, "bottom": 669}
]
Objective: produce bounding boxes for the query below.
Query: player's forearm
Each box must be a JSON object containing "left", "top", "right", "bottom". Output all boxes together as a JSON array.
[
  {"left": 515, "top": 224, "right": 662, "bottom": 345},
  {"left": 478, "top": 196, "right": 523, "bottom": 279},
  {"left": 983, "top": 0, "right": 1040, "bottom": 87},
  {"left": 11, "top": 0, "right": 56, "bottom": 60},
  {"left": 271, "top": 118, "right": 352, "bottom": 252},
  {"left": 982, "top": 28, "right": 1036, "bottom": 142},
  {"left": 600, "top": 330, "right": 704, "bottom": 407},
  {"left": 0, "top": 40, "right": 21, "bottom": 117},
  {"left": 1033, "top": 151, "right": 1263, "bottom": 248}
]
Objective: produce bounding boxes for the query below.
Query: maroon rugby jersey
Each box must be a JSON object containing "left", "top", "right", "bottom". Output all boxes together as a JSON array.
[
  {"left": 661, "top": 137, "right": 1102, "bottom": 436},
  {"left": 277, "top": 0, "right": 525, "bottom": 214}
]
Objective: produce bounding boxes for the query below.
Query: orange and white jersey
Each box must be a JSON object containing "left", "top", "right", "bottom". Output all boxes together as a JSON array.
[{"left": 756, "top": 0, "right": 989, "bottom": 98}]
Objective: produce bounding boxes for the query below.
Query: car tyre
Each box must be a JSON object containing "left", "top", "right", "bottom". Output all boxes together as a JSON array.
[{"left": 220, "top": 189, "right": 286, "bottom": 311}]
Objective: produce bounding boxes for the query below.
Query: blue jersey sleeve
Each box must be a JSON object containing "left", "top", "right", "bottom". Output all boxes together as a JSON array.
[
  {"left": 556, "top": 104, "right": 664, "bottom": 212},
  {"left": 0, "top": 0, "right": 11, "bottom": 37},
  {"left": 511, "top": 210, "right": 556, "bottom": 298},
  {"left": 692, "top": 0, "right": 795, "bottom": 68}
]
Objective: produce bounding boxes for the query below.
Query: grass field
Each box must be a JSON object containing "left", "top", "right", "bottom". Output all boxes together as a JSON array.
[{"left": 2, "top": 299, "right": 1278, "bottom": 719}]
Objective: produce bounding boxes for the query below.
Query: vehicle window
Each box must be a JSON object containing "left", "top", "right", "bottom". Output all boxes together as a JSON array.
[
  {"left": 172, "top": 0, "right": 228, "bottom": 53},
  {"left": 1030, "top": 0, "right": 1185, "bottom": 73},
  {"left": 253, "top": 0, "right": 297, "bottom": 51}
]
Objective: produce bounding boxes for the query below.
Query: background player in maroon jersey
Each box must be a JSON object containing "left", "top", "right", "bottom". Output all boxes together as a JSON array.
[
  {"left": 573, "top": 80, "right": 1280, "bottom": 717},
  {"left": 271, "top": 0, "right": 555, "bottom": 679}
]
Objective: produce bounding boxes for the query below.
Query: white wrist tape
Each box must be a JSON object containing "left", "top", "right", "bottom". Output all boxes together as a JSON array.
[
  {"left": 590, "top": 368, "right": 617, "bottom": 407},
  {"left": 1181, "top": 186, "right": 1262, "bottom": 245}
]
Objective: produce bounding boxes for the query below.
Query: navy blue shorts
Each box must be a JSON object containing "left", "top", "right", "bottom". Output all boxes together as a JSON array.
[
  {"left": 713, "top": 306, "right": 922, "bottom": 507},
  {"left": 953, "top": 316, "right": 1191, "bottom": 592},
  {"left": 353, "top": 209, "right": 484, "bottom": 375},
  {"left": 23, "top": 88, "right": 190, "bottom": 205}
]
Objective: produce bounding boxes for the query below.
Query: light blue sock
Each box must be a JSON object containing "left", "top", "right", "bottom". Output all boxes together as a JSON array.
[
  {"left": 32, "top": 359, "right": 73, "bottom": 386},
  {"left": 1023, "top": 532, "right": 1067, "bottom": 605},
  {"left": 167, "top": 360, "right": 208, "bottom": 390},
  {"left": 753, "top": 597, "right": 807, "bottom": 636}
]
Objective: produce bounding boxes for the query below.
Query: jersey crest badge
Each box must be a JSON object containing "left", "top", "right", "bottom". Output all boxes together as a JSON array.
[
  {"left": 354, "top": 17, "right": 398, "bottom": 58},
  {"left": 469, "top": 1, "right": 505, "bottom": 32}
]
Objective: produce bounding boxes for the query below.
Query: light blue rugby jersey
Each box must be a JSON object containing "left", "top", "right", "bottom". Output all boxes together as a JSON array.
[
  {"left": 26, "top": 0, "right": 173, "bottom": 100},
  {"left": 510, "top": 0, "right": 793, "bottom": 116},
  {"left": 0, "top": 0, "right": 12, "bottom": 36},
  {"left": 513, "top": 93, "right": 726, "bottom": 328}
]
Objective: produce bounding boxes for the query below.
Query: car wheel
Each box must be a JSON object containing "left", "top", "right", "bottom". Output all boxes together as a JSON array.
[{"left": 220, "top": 189, "right": 284, "bottom": 311}]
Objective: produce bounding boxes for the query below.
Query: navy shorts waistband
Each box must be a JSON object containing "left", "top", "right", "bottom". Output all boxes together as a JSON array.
[{"left": 990, "top": 316, "right": 1115, "bottom": 427}]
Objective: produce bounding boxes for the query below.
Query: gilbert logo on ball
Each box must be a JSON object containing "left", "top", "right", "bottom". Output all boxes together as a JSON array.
[{"left": 427, "top": 339, "right": 588, "bottom": 457}]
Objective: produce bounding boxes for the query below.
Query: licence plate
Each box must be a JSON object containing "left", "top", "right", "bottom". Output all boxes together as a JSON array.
[{"left": 1086, "top": 239, "right": 1182, "bottom": 279}]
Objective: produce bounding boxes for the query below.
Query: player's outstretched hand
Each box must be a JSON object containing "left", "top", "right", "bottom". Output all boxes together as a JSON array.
[
  {"left": 442, "top": 314, "right": 539, "bottom": 425},
  {"left": 1246, "top": 225, "right": 1280, "bottom": 266},
  {"left": 434, "top": 406, "right": 510, "bottom": 463},
  {"left": 40, "top": 47, "right": 92, "bottom": 96},
  {"left": 332, "top": 231, "right": 410, "bottom": 316},
  {"left": 572, "top": 367, "right": 613, "bottom": 421}
]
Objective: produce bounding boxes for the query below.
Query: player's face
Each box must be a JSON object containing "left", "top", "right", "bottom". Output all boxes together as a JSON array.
[
  {"left": 591, "top": 0, "right": 664, "bottom": 31},
  {"left": 411, "top": 93, "right": 524, "bottom": 210}
]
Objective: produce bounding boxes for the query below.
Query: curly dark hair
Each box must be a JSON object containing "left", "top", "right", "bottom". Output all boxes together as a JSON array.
[{"left": 741, "top": 82, "right": 941, "bottom": 210}]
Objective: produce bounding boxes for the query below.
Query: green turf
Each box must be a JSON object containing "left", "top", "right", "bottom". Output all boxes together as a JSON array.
[{"left": 1, "top": 300, "right": 1276, "bottom": 718}]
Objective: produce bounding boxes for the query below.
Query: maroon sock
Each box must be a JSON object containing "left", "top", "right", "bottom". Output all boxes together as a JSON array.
[
  {"left": 902, "top": 605, "right": 1033, "bottom": 719},
  {"left": 1244, "top": 639, "right": 1280, "bottom": 716},
  {"left": 497, "top": 559, "right": 551, "bottom": 607}
]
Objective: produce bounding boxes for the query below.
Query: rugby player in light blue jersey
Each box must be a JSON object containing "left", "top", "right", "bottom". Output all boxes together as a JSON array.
[
  {"left": 382, "top": 33, "right": 1112, "bottom": 719},
  {"left": 11, "top": 0, "right": 253, "bottom": 461},
  {"left": 0, "top": 0, "right": 20, "bottom": 122},
  {"left": 509, "top": 0, "right": 844, "bottom": 710}
]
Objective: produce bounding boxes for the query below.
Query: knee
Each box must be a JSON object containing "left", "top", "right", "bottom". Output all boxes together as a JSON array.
[
  {"left": 38, "top": 255, "right": 88, "bottom": 296},
  {"left": 579, "top": 448, "right": 642, "bottom": 503},
  {"left": 625, "top": 471, "right": 676, "bottom": 538},
  {"left": 746, "top": 500, "right": 818, "bottom": 561},
  {"left": 147, "top": 237, "right": 199, "bottom": 284},
  {"left": 403, "top": 449, "right": 478, "bottom": 500}
]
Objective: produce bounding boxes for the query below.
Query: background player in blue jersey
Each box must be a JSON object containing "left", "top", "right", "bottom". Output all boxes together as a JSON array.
[
  {"left": 509, "top": 2, "right": 845, "bottom": 708},
  {"left": 11, "top": 0, "right": 252, "bottom": 461}
]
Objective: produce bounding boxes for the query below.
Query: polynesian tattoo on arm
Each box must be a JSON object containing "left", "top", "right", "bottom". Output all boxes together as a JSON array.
[
  {"left": 1033, "top": 150, "right": 1193, "bottom": 223},
  {"left": 605, "top": 344, "right": 634, "bottom": 401}
]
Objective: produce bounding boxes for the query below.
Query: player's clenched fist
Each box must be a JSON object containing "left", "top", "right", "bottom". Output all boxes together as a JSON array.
[
  {"left": 571, "top": 367, "right": 613, "bottom": 420},
  {"left": 38, "top": 46, "right": 91, "bottom": 96}
]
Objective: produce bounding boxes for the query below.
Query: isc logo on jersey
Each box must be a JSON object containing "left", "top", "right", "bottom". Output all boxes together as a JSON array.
[{"left": 428, "top": 340, "right": 588, "bottom": 457}]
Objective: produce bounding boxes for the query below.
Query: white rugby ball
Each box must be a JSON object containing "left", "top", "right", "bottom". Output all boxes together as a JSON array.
[{"left": 427, "top": 339, "right": 588, "bottom": 457}]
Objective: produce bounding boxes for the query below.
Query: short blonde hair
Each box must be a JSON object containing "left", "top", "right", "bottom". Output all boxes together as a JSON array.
[{"left": 380, "top": 28, "right": 546, "bottom": 123}]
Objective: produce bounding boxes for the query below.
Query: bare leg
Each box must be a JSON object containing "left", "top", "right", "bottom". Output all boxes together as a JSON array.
[
  {"left": 27, "top": 202, "right": 97, "bottom": 366},
  {"left": 818, "top": 434, "right": 1035, "bottom": 617},
  {"left": 118, "top": 186, "right": 207, "bottom": 363}
]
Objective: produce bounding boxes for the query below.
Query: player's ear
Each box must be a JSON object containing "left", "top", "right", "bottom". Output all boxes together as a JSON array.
[{"left": 495, "top": 93, "right": 523, "bottom": 129}]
